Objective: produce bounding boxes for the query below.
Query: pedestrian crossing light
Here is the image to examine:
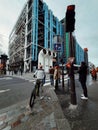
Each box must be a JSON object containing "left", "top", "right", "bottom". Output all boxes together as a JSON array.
[{"left": 66, "top": 5, "right": 75, "bottom": 32}]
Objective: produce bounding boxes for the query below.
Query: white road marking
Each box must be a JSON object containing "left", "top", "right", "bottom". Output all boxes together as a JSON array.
[
  {"left": 0, "top": 77, "right": 12, "bottom": 80},
  {"left": 0, "top": 89, "right": 10, "bottom": 93}
]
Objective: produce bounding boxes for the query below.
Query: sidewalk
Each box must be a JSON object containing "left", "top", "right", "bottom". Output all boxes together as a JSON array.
[
  {"left": 56, "top": 75, "right": 98, "bottom": 130},
  {"left": 0, "top": 83, "right": 71, "bottom": 130}
]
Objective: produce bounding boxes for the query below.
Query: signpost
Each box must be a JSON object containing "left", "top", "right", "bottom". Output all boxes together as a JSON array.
[{"left": 54, "top": 43, "right": 62, "bottom": 52}]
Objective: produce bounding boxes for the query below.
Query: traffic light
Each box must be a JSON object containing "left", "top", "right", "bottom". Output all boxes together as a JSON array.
[
  {"left": 66, "top": 5, "right": 75, "bottom": 32},
  {"left": 1, "top": 54, "right": 8, "bottom": 60}
]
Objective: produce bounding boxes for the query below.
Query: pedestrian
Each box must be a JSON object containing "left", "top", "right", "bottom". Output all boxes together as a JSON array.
[
  {"left": 58, "top": 67, "right": 61, "bottom": 84},
  {"left": 8, "top": 66, "right": 11, "bottom": 75},
  {"left": 78, "top": 61, "right": 88, "bottom": 100},
  {"left": 34, "top": 66, "right": 45, "bottom": 99},
  {"left": 91, "top": 67, "right": 97, "bottom": 80},
  {"left": 26, "top": 65, "right": 29, "bottom": 73},
  {"left": 54, "top": 65, "right": 61, "bottom": 90},
  {"left": 49, "top": 66, "right": 54, "bottom": 85},
  {"left": 43, "top": 72, "right": 46, "bottom": 84},
  {"left": 38, "top": 62, "right": 42, "bottom": 69},
  {"left": 19, "top": 66, "right": 23, "bottom": 76}
]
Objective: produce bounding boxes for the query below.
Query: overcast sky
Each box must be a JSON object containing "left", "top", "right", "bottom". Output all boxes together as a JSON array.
[{"left": 0, "top": 0, "right": 98, "bottom": 66}]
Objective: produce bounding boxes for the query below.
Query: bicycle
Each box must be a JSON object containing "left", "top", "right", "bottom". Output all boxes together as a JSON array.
[{"left": 29, "top": 79, "right": 43, "bottom": 109}]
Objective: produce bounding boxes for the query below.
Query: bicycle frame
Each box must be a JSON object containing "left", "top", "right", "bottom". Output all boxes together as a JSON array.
[{"left": 29, "top": 79, "right": 43, "bottom": 108}]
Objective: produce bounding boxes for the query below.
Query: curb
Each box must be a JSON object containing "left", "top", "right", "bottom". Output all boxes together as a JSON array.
[{"left": 0, "top": 99, "right": 29, "bottom": 130}]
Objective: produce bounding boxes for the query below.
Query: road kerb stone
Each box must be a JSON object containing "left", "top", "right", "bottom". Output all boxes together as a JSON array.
[
  {"left": 0, "top": 113, "right": 7, "bottom": 121},
  {"left": 2, "top": 126, "right": 11, "bottom": 130},
  {"left": 0, "top": 121, "right": 7, "bottom": 130},
  {"left": 11, "top": 119, "right": 21, "bottom": 128}
]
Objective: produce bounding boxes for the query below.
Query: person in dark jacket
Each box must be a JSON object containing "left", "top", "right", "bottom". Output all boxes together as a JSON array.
[
  {"left": 49, "top": 66, "right": 54, "bottom": 85},
  {"left": 78, "top": 61, "right": 88, "bottom": 100}
]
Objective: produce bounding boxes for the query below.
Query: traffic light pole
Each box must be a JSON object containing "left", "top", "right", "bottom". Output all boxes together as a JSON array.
[
  {"left": 60, "top": 57, "right": 65, "bottom": 89},
  {"left": 65, "top": 5, "right": 77, "bottom": 105},
  {"left": 69, "top": 32, "right": 77, "bottom": 105},
  {"left": 62, "top": 62, "right": 64, "bottom": 88}
]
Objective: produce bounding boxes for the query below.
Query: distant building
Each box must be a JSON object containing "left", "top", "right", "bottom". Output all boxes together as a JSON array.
[{"left": 0, "top": 54, "right": 8, "bottom": 74}]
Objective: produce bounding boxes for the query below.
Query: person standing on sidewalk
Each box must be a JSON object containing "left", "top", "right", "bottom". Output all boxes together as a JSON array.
[
  {"left": 49, "top": 66, "right": 54, "bottom": 85},
  {"left": 91, "top": 67, "right": 97, "bottom": 80},
  {"left": 78, "top": 61, "right": 88, "bottom": 100},
  {"left": 54, "top": 65, "right": 61, "bottom": 90}
]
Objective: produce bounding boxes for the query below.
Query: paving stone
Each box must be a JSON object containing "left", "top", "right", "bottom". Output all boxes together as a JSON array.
[
  {"left": 2, "top": 126, "right": 11, "bottom": 130},
  {"left": 0, "top": 120, "right": 4, "bottom": 125},
  {"left": 51, "top": 128, "right": 57, "bottom": 130},
  {"left": 11, "top": 121, "right": 31, "bottom": 130},
  {"left": 24, "top": 110, "right": 31, "bottom": 116},
  {"left": 56, "top": 119, "right": 71, "bottom": 130},
  {"left": 11, "top": 119, "right": 21, "bottom": 128},
  {"left": 49, "top": 89, "right": 58, "bottom": 102},
  {"left": 7, "top": 109, "right": 22, "bottom": 119},
  {"left": 34, "top": 122, "right": 45, "bottom": 130},
  {"left": 5, "top": 116, "right": 13, "bottom": 123},
  {"left": 49, "top": 113, "right": 56, "bottom": 128},
  {"left": 18, "top": 113, "right": 25, "bottom": 120},
  {"left": 20, "top": 115, "right": 29, "bottom": 122},
  {"left": 0, "top": 113, "right": 7, "bottom": 121},
  {"left": 0, "top": 121, "right": 7, "bottom": 130}
]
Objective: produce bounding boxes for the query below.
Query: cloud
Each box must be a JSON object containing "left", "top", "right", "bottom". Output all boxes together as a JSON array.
[{"left": 0, "top": 0, "right": 26, "bottom": 54}]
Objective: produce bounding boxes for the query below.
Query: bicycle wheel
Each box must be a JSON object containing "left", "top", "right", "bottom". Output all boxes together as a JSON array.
[{"left": 29, "top": 89, "right": 36, "bottom": 108}]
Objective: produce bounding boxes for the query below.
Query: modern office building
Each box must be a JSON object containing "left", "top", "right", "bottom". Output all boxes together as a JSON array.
[
  {"left": 9, "top": 0, "right": 63, "bottom": 72},
  {"left": 9, "top": 0, "right": 88, "bottom": 73},
  {"left": 9, "top": 5, "right": 26, "bottom": 71}
]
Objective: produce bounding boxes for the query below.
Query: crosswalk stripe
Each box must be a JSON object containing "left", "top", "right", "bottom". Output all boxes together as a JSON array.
[{"left": 0, "top": 89, "right": 10, "bottom": 93}]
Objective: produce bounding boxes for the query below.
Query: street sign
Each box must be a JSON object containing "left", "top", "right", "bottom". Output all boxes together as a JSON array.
[{"left": 54, "top": 43, "right": 62, "bottom": 51}]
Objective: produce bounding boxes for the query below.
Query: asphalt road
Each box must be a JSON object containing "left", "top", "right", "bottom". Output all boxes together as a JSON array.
[
  {"left": 0, "top": 76, "right": 34, "bottom": 109},
  {"left": 0, "top": 74, "right": 92, "bottom": 110}
]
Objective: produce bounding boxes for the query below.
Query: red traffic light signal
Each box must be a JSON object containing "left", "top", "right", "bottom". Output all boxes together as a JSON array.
[{"left": 66, "top": 5, "right": 75, "bottom": 32}]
